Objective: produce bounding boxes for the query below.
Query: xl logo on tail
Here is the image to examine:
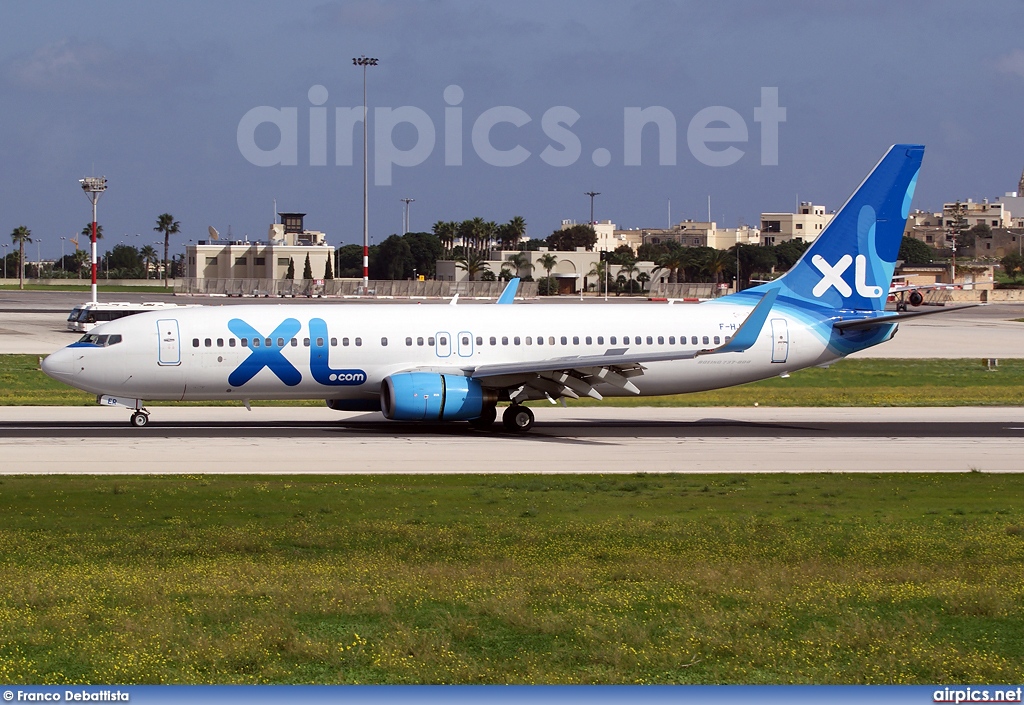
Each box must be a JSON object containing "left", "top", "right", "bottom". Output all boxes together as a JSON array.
[{"left": 811, "top": 254, "right": 883, "bottom": 299}]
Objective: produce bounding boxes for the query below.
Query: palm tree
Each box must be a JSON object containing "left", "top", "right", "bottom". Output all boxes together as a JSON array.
[
  {"left": 454, "top": 250, "right": 491, "bottom": 281},
  {"left": 432, "top": 220, "right": 457, "bottom": 256},
  {"left": 621, "top": 261, "right": 640, "bottom": 295},
  {"left": 505, "top": 216, "right": 526, "bottom": 249},
  {"left": 154, "top": 213, "right": 180, "bottom": 289},
  {"left": 139, "top": 245, "right": 158, "bottom": 280},
  {"left": 81, "top": 223, "right": 104, "bottom": 241},
  {"left": 653, "top": 249, "right": 686, "bottom": 284},
  {"left": 505, "top": 251, "right": 531, "bottom": 278},
  {"left": 10, "top": 226, "right": 31, "bottom": 290},
  {"left": 587, "top": 260, "right": 608, "bottom": 294},
  {"left": 538, "top": 252, "right": 558, "bottom": 279},
  {"left": 702, "top": 249, "right": 733, "bottom": 284}
]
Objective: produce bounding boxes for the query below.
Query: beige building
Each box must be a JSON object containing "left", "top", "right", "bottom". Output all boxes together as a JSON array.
[
  {"left": 185, "top": 213, "right": 335, "bottom": 282},
  {"left": 641, "top": 221, "right": 761, "bottom": 250},
  {"left": 942, "top": 199, "right": 1011, "bottom": 229},
  {"left": 760, "top": 202, "right": 833, "bottom": 246}
]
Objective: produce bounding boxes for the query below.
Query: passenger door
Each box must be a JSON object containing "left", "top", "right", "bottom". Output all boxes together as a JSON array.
[
  {"left": 770, "top": 318, "right": 789, "bottom": 363},
  {"left": 157, "top": 319, "right": 181, "bottom": 366}
]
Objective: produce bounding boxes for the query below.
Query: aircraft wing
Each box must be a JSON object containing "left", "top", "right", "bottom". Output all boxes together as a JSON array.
[{"left": 468, "top": 288, "right": 779, "bottom": 400}]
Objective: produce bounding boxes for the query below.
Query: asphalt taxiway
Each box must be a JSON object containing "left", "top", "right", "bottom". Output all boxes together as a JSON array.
[{"left": 1, "top": 406, "right": 1021, "bottom": 474}]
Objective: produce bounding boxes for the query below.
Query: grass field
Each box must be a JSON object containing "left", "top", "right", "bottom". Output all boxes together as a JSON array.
[
  {"left": 0, "top": 473, "right": 1021, "bottom": 684},
  {"left": 4, "top": 353, "right": 1024, "bottom": 407}
]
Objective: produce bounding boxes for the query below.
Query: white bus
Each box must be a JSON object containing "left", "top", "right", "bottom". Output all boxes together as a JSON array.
[{"left": 67, "top": 301, "right": 200, "bottom": 332}]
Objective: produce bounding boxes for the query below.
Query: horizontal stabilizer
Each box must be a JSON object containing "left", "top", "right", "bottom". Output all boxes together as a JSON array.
[{"left": 832, "top": 304, "right": 979, "bottom": 332}]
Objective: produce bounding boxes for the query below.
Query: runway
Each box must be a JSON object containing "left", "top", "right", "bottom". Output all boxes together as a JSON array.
[{"left": 2, "top": 406, "right": 1022, "bottom": 474}]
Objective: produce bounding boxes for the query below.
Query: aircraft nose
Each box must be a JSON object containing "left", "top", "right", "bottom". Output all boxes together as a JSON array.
[{"left": 41, "top": 348, "right": 74, "bottom": 380}]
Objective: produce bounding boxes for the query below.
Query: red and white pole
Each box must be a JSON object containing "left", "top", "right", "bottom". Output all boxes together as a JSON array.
[{"left": 90, "top": 204, "right": 98, "bottom": 303}]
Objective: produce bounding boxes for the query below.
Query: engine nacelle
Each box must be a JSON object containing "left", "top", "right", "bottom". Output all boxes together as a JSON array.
[
  {"left": 908, "top": 290, "right": 924, "bottom": 307},
  {"left": 381, "top": 372, "right": 495, "bottom": 421}
]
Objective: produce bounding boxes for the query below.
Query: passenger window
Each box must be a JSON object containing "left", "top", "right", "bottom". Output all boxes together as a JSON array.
[
  {"left": 205, "top": 338, "right": 212, "bottom": 347},
  {"left": 647, "top": 336, "right": 654, "bottom": 345},
  {"left": 489, "top": 337, "right": 496, "bottom": 346},
  {"left": 572, "top": 336, "right": 579, "bottom": 345},
  {"left": 406, "top": 337, "right": 413, "bottom": 346},
  {"left": 561, "top": 336, "right": 568, "bottom": 345},
  {"left": 725, "top": 336, "right": 732, "bottom": 343},
  {"left": 691, "top": 336, "right": 698, "bottom": 345},
  {"left": 597, "top": 336, "right": 604, "bottom": 345},
  {"left": 714, "top": 336, "right": 721, "bottom": 344},
  {"left": 585, "top": 336, "right": 591, "bottom": 345},
  {"left": 253, "top": 338, "right": 261, "bottom": 348},
  {"left": 241, "top": 338, "right": 248, "bottom": 347},
  {"left": 332, "top": 338, "right": 339, "bottom": 347},
  {"left": 657, "top": 336, "right": 663, "bottom": 345},
  {"left": 502, "top": 336, "right": 508, "bottom": 345},
  {"left": 315, "top": 338, "right": 323, "bottom": 347},
  {"left": 610, "top": 336, "right": 617, "bottom": 345},
  {"left": 526, "top": 337, "right": 532, "bottom": 345},
  {"left": 290, "top": 338, "right": 297, "bottom": 347},
  {"left": 192, "top": 338, "right": 200, "bottom": 347},
  {"left": 514, "top": 336, "right": 521, "bottom": 345},
  {"left": 417, "top": 337, "right": 424, "bottom": 346},
  {"left": 462, "top": 336, "right": 470, "bottom": 346},
  {"left": 341, "top": 338, "right": 348, "bottom": 346},
  {"left": 303, "top": 338, "right": 310, "bottom": 347},
  {"left": 476, "top": 336, "right": 483, "bottom": 346},
  {"left": 635, "top": 336, "right": 642, "bottom": 345},
  {"left": 265, "top": 338, "right": 272, "bottom": 347},
  {"left": 669, "top": 336, "right": 675, "bottom": 345},
  {"left": 702, "top": 336, "right": 710, "bottom": 345},
  {"left": 536, "top": 336, "right": 543, "bottom": 345},
  {"left": 356, "top": 338, "right": 362, "bottom": 346},
  {"left": 381, "top": 337, "right": 388, "bottom": 346},
  {"left": 438, "top": 336, "right": 446, "bottom": 346},
  {"left": 276, "top": 338, "right": 284, "bottom": 347},
  {"left": 217, "top": 338, "right": 224, "bottom": 347},
  {"left": 428, "top": 337, "right": 436, "bottom": 346}
]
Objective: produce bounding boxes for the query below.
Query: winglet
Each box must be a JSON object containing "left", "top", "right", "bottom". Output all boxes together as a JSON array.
[
  {"left": 497, "top": 277, "right": 520, "bottom": 304},
  {"left": 702, "top": 287, "right": 779, "bottom": 355}
]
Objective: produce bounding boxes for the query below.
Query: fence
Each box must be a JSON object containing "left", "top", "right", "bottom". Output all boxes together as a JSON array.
[
  {"left": 647, "top": 282, "right": 722, "bottom": 298},
  {"left": 175, "top": 278, "right": 538, "bottom": 299}
]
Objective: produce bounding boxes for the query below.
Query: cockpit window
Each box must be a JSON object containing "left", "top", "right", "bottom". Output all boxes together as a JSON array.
[{"left": 77, "top": 333, "right": 122, "bottom": 347}]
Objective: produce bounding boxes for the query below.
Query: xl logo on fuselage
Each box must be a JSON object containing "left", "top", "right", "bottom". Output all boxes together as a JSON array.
[
  {"left": 226, "top": 317, "right": 366, "bottom": 387},
  {"left": 810, "top": 254, "right": 883, "bottom": 299}
]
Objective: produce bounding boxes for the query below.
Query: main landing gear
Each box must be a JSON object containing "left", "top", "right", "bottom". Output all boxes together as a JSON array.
[
  {"left": 130, "top": 410, "right": 150, "bottom": 428},
  {"left": 502, "top": 404, "right": 535, "bottom": 433}
]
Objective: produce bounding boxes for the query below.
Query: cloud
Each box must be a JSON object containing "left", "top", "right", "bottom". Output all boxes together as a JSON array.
[
  {"left": 995, "top": 49, "right": 1024, "bottom": 79},
  {"left": 5, "top": 37, "right": 213, "bottom": 95}
]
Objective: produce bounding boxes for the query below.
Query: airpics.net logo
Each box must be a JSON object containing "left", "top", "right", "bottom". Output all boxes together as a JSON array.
[{"left": 236, "top": 85, "right": 786, "bottom": 186}]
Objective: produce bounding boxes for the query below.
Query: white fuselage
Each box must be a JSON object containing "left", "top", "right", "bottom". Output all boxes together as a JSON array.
[{"left": 43, "top": 301, "right": 838, "bottom": 404}]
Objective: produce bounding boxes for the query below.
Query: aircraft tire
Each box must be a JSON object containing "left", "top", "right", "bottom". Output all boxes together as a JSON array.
[
  {"left": 502, "top": 405, "right": 534, "bottom": 433},
  {"left": 469, "top": 404, "right": 497, "bottom": 430},
  {"left": 130, "top": 412, "right": 149, "bottom": 428}
]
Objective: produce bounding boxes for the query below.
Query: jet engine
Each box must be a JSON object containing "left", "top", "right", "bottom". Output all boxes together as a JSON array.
[
  {"left": 381, "top": 372, "right": 497, "bottom": 421},
  {"left": 908, "top": 290, "right": 924, "bottom": 307}
]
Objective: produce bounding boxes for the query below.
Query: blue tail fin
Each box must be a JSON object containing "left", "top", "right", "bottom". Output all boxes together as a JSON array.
[{"left": 749, "top": 144, "right": 923, "bottom": 312}]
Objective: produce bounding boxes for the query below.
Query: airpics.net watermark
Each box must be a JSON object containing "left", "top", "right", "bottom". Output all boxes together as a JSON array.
[{"left": 236, "top": 85, "right": 786, "bottom": 186}]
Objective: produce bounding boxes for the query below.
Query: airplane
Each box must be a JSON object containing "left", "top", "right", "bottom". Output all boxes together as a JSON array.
[{"left": 42, "top": 144, "right": 968, "bottom": 432}]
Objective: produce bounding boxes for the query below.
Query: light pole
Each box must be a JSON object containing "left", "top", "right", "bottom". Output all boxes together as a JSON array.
[
  {"left": 401, "top": 197, "right": 415, "bottom": 235},
  {"left": 585, "top": 191, "right": 600, "bottom": 225},
  {"left": 353, "top": 55, "right": 379, "bottom": 292},
  {"left": 2, "top": 244, "right": 7, "bottom": 279},
  {"left": 60, "top": 237, "right": 66, "bottom": 273},
  {"left": 35, "top": 239, "right": 43, "bottom": 279},
  {"left": 79, "top": 176, "right": 107, "bottom": 303}
]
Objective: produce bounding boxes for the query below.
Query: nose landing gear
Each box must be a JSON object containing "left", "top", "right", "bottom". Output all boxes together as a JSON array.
[{"left": 130, "top": 410, "right": 150, "bottom": 428}]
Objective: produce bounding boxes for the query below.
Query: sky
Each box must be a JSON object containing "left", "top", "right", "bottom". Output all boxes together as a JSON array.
[{"left": 2, "top": 0, "right": 1023, "bottom": 261}]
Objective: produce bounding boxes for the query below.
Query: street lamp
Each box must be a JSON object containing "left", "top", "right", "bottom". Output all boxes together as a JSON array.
[
  {"left": 79, "top": 176, "right": 107, "bottom": 303},
  {"left": 1, "top": 243, "right": 8, "bottom": 279},
  {"left": 35, "top": 238, "right": 43, "bottom": 279},
  {"left": 585, "top": 191, "right": 600, "bottom": 225},
  {"left": 60, "top": 237, "right": 66, "bottom": 273},
  {"left": 353, "top": 55, "right": 379, "bottom": 292},
  {"left": 401, "top": 197, "right": 415, "bottom": 235}
]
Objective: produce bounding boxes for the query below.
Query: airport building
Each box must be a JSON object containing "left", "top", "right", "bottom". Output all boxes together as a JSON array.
[
  {"left": 185, "top": 213, "right": 335, "bottom": 282},
  {"left": 760, "top": 202, "right": 833, "bottom": 246}
]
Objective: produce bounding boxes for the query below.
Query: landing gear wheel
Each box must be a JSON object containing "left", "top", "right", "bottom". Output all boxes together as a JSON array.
[
  {"left": 502, "top": 405, "right": 535, "bottom": 433},
  {"left": 130, "top": 411, "right": 149, "bottom": 428},
  {"left": 469, "top": 404, "right": 497, "bottom": 430}
]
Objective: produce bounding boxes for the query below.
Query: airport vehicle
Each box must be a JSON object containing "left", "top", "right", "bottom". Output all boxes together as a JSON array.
[
  {"left": 66, "top": 301, "right": 198, "bottom": 333},
  {"left": 43, "top": 144, "right": 965, "bottom": 431}
]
